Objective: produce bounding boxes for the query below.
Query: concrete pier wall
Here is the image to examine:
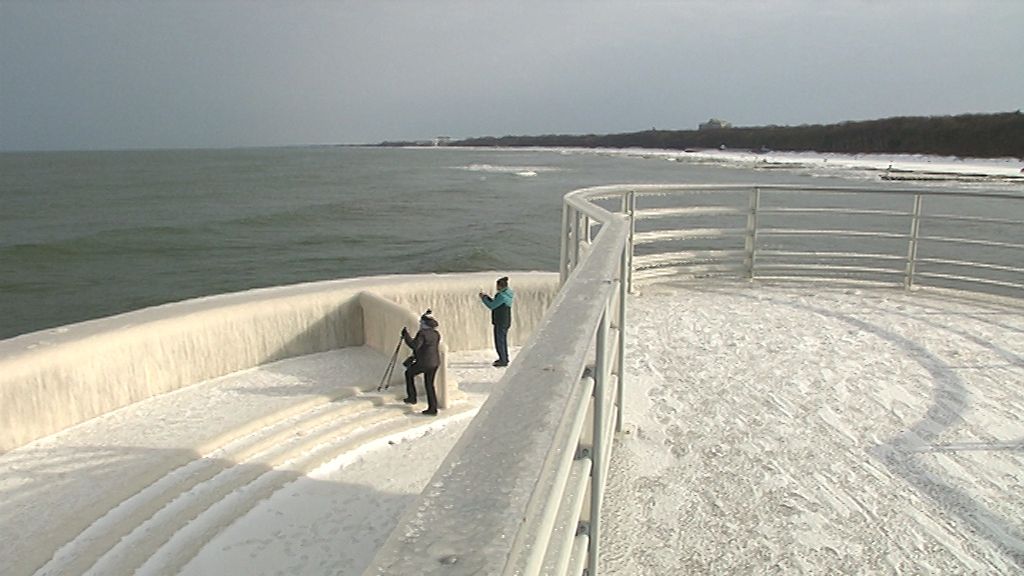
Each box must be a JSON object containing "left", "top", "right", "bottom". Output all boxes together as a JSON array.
[{"left": 0, "top": 272, "right": 559, "bottom": 452}]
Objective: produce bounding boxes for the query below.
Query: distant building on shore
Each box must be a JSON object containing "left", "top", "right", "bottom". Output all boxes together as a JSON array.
[
  {"left": 432, "top": 136, "right": 452, "bottom": 146},
  {"left": 699, "top": 118, "right": 732, "bottom": 131}
]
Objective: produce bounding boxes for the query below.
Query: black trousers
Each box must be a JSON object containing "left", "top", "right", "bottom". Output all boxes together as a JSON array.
[
  {"left": 405, "top": 363, "right": 438, "bottom": 411},
  {"left": 493, "top": 324, "right": 509, "bottom": 364}
]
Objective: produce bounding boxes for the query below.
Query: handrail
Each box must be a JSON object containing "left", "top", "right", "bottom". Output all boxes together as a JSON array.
[
  {"left": 592, "top": 183, "right": 1023, "bottom": 297},
  {"left": 365, "top": 205, "right": 629, "bottom": 574},
  {"left": 364, "top": 182, "right": 1022, "bottom": 576}
]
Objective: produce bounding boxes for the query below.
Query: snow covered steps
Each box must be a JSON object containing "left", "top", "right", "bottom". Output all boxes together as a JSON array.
[{"left": 33, "top": 391, "right": 469, "bottom": 576}]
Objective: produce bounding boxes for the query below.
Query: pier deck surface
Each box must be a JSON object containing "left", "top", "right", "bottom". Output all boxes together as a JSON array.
[
  {"left": 604, "top": 282, "right": 1024, "bottom": 574},
  {"left": 2, "top": 283, "right": 1022, "bottom": 575}
]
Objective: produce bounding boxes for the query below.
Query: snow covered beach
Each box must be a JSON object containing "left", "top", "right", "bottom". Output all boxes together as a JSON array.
[
  {"left": 2, "top": 281, "right": 1022, "bottom": 575},
  {"left": 583, "top": 147, "right": 1024, "bottom": 186}
]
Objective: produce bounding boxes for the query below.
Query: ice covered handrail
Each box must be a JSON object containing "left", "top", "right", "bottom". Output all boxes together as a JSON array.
[
  {"left": 365, "top": 199, "right": 630, "bottom": 575},
  {"left": 566, "top": 183, "right": 1023, "bottom": 298}
]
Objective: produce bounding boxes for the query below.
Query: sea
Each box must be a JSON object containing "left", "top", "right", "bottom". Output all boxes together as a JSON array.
[{"left": 1, "top": 146, "right": 1020, "bottom": 340}]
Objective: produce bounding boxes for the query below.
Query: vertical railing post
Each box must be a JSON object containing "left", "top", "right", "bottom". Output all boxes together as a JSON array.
[
  {"left": 589, "top": 305, "right": 610, "bottom": 575},
  {"left": 616, "top": 230, "right": 628, "bottom": 433},
  {"left": 744, "top": 186, "right": 761, "bottom": 280},
  {"left": 616, "top": 190, "right": 634, "bottom": 433},
  {"left": 583, "top": 213, "right": 593, "bottom": 255},
  {"left": 560, "top": 203, "right": 572, "bottom": 284},
  {"left": 906, "top": 194, "right": 923, "bottom": 289},
  {"left": 573, "top": 210, "right": 584, "bottom": 269},
  {"left": 626, "top": 190, "right": 636, "bottom": 294}
]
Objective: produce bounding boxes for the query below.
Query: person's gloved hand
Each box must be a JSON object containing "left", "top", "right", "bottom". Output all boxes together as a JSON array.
[{"left": 401, "top": 327, "right": 409, "bottom": 337}]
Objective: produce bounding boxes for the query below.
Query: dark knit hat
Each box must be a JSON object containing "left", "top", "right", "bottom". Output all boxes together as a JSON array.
[{"left": 420, "top": 313, "right": 438, "bottom": 328}]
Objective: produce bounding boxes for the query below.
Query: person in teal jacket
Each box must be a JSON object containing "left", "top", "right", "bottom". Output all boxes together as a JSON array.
[{"left": 479, "top": 276, "right": 514, "bottom": 367}]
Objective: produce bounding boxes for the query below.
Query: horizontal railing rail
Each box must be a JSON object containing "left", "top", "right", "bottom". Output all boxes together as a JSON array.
[{"left": 571, "top": 184, "right": 1022, "bottom": 297}]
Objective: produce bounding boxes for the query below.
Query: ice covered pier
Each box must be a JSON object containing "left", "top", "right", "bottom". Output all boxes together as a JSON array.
[{"left": 2, "top": 185, "right": 1023, "bottom": 575}]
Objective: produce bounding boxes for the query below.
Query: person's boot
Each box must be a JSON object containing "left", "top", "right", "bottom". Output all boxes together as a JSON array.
[
  {"left": 421, "top": 408, "right": 437, "bottom": 416},
  {"left": 403, "top": 397, "right": 417, "bottom": 404}
]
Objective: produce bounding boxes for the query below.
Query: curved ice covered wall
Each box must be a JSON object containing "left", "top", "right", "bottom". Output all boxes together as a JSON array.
[{"left": 0, "top": 272, "right": 559, "bottom": 452}]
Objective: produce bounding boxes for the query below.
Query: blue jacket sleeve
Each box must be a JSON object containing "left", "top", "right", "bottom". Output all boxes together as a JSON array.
[{"left": 481, "top": 288, "right": 514, "bottom": 310}]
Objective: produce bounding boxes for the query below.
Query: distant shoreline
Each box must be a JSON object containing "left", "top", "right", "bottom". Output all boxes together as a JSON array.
[{"left": 380, "top": 111, "right": 1024, "bottom": 161}]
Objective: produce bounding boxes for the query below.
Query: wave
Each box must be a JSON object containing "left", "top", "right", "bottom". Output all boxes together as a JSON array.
[
  {"left": 2, "top": 225, "right": 188, "bottom": 257},
  {"left": 433, "top": 245, "right": 505, "bottom": 272},
  {"left": 456, "top": 164, "right": 560, "bottom": 177}
]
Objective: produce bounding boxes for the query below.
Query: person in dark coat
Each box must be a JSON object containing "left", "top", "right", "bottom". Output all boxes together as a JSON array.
[
  {"left": 401, "top": 312, "right": 441, "bottom": 415},
  {"left": 479, "top": 276, "right": 514, "bottom": 367}
]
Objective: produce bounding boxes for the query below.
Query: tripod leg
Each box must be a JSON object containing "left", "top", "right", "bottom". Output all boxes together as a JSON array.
[
  {"left": 378, "top": 337, "right": 404, "bottom": 391},
  {"left": 378, "top": 346, "right": 395, "bottom": 390},
  {"left": 377, "top": 358, "right": 392, "bottom": 391},
  {"left": 379, "top": 351, "right": 397, "bottom": 391}
]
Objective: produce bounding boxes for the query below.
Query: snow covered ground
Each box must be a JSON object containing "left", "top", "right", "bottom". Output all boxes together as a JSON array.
[
  {"left": 574, "top": 146, "right": 1024, "bottom": 188},
  {"left": 655, "top": 147, "right": 1022, "bottom": 178},
  {"left": 603, "top": 282, "right": 1024, "bottom": 574},
  {"left": 2, "top": 282, "right": 1022, "bottom": 575}
]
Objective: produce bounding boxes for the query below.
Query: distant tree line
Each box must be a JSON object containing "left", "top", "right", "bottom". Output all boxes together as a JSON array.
[{"left": 419, "top": 112, "right": 1022, "bottom": 159}]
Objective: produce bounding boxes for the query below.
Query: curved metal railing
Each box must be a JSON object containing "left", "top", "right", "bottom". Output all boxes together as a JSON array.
[
  {"left": 565, "top": 184, "right": 1023, "bottom": 299},
  {"left": 366, "top": 183, "right": 1021, "bottom": 576}
]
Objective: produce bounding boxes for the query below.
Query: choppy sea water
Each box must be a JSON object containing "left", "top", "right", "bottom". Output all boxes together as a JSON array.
[{"left": 0, "top": 146, "right": 1019, "bottom": 339}]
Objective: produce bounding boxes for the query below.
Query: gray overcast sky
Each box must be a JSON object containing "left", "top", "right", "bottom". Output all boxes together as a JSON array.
[{"left": 1, "top": 1, "right": 1022, "bottom": 151}]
